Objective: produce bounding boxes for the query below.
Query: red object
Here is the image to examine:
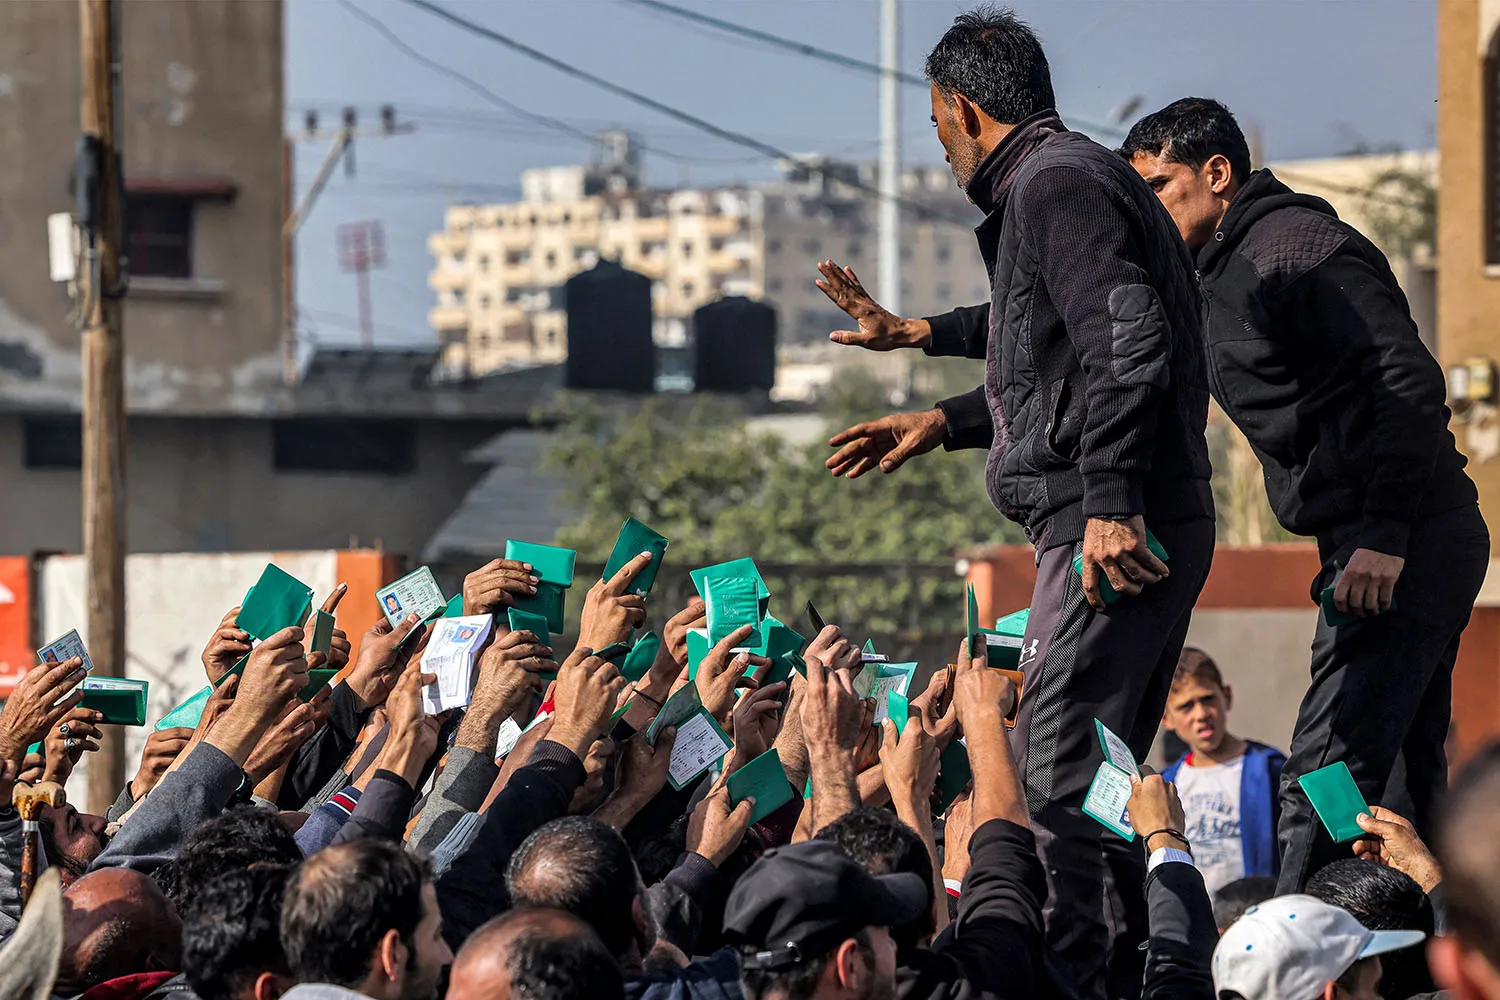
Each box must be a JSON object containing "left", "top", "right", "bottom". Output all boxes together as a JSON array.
[
  {"left": 78, "top": 971, "right": 177, "bottom": 1000},
  {"left": 0, "top": 557, "right": 32, "bottom": 698}
]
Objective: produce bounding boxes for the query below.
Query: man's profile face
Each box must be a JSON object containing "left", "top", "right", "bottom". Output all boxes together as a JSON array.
[
  {"left": 930, "top": 83, "right": 983, "bottom": 189},
  {"left": 1129, "top": 150, "right": 1225, "bottom": 250},
  {"left": 1162, "top": 678, "right": 1231, "bottom": 756},
  {"left": 860, "top": 925, "right": 900, "bottom": 1000},
  {"left": 399, "top": 883, "right": 454, "bottom": 1000}
]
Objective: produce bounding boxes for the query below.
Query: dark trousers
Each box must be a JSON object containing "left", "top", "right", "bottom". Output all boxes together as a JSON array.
[
  {"left": 1010, "top": 518, "right": 1216, "bottom": 1000},
  {"left": 1276, "top": 503, "right": 1489, "bottom": 893}
]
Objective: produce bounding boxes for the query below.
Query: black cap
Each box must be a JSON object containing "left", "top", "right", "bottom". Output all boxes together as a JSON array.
[{"left": 722, "top": 841, "right": 929, "bottom": 971}]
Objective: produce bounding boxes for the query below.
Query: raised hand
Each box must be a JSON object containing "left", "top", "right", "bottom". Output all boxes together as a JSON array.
[
  {"left": 1353, "top": 806, "right": 1442, "bottom": 892},
  {"left": 317, "top": 584, "right": 353, "bottom": 671},
  {"left": 694, "top": 625, "right": 766, "bottom": 723},
  {"left": 1335, "top": 548, "right": 1405, "bottom": 618},
  {"left": 345, "top": 613, "right": 426, "bottom": 712},
  {"left": 568, "top": 738, "right": 616, "bottom": 816},
  {"left": 952, "top": 650, "right": 1019, "bottom": 733},
  {"left": 0, "top": 657, "right": 88, "bottom": 761},
  {"left": 41, "top": 707, "right": 105, "bottom": 786},
  {"left": 579, "top": 551, "right": 652, "bottom": 651},
  {"left": 379, "top": 665, "right": 443, "bottom": 783},
  {"left": 548, "top": 647, "right": 626, "bottom": 759},
  {"left": 245, "top": 694, "right": 325, "bottom": 786},
  {"left": 801, "top": 656, "right": 862, "bottom": 757},
  {"left": 729, "top": 681, "right": 787, "bottom": 769},
  {"left": 686, "top": 783, "right": 756, "bottom": 868},
  {"left": 803, "top": 625, "right": 859, "bottom": 673},
  {"left": 815, "top": 260, "right": 929, "bottom": 351},
  {"left": 1127, "top": 768, "right": 1189, "bottom": 853},
  {"left": 908, "top": 666, "right": 959, "bottom": 745},
  {"left": 662, "top": 598, "right": 706, "bottom": 672},
  {"left": 463, "top": 558, "right": 540, "bottom": 616},
  {"left": 201, "top": 607, "right": 253, "bottom": 684},
  {"left": 826, "top": 410, "right": 947, "bottom": 479},
  {"left": 130, "top": 727, "right": 193, "bottom": 800},
  {"left": 237, "top": 626, "right": 311, "bottom": 722},
  {"left": 457, "top": 629, "right": 552, "bottom": 755}
]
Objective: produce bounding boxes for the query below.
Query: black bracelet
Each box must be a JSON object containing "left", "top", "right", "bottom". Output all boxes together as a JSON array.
[
  {"left": 635, "top": 690, "right": 663, "bottom": 708},
  {"left": 1142, "top": 828, "right": 1187, "bottom": 847}
]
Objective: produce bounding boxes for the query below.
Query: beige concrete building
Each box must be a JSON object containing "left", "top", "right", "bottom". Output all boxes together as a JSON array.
[
  {"left": 426, "top": 137, "right": 989, "bottom": 378},
  {"left": 1438, "top": 0, "right": 1500, "bottom": 555}
]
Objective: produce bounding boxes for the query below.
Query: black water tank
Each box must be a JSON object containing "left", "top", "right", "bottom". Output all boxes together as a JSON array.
[
  {"left": 692, "top": 296, "right": 776, "bottom": 392},
  {"left": 564, "top": 260, "right": 654, "bottom": 392}
]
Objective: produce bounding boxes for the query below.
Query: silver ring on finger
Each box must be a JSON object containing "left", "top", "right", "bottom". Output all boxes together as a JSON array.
[
  {"left": 58, "top": 723, "right": 70, "bottom": 737},
  {"left": 66, "top": 737, "right": 80, "bottom": 751}
]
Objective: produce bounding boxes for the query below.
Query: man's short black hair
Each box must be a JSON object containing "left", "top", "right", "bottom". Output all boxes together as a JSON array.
[
  {"left": 172, "top": 806, "right": 303, "bottom": 913},
  {"left": 1436, "top": 742, "right": 1500, "bottom": 970},
  {"left": 739, "top": 928, "right": 875, "bottom": 1000},
  {"left": 924, "top": 6, "right": 1055, "bottom": 125},
  {"left": 1307, "top": 859, "right": 1436, "bottom": 999},
  {"left": 504, "top": 925, "right": 624, "bottom": 999},
  {"left": 1118, "top": 97, "right": 1253, "bottom": 183},
  {"left": 183, "top": 865, "right": 293, "bottom": 1000},
  {"left": 1212, "top": 875, "right": 1277, "bottom": 932},
  {"left": 814, "top": 807, "right": 935, "bottom": 948},
  {"left": 281, "top": 839, "right": 431, "bottom": 989},
  {"left": 506, "top": 817, "right": 642, "bottom": 959}
]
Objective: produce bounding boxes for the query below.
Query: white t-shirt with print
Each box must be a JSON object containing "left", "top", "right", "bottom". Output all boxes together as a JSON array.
[{"left": 1174, "top": 755, "right": 1244, "bottom": 897}]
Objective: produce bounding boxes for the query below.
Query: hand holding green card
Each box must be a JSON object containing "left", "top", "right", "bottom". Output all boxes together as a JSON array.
[
  {"left": 505, "top": 540, "right": 576, "bottom": 634},
  {"left": 238, "top": 565, "right": 314, "bottom": 641},
  {"left": 1299, "top": 761, "right": 1370, "bottom": 842},
  {"left": 604, "top": 518, "right": 669, "bottom": 597},
  {"left": 1072, "top": 530, "right": 1170, "bottom": 605},
  {"left": 156, "top": 684, "right": 213, "bottom": 731},
  {"left": 620, "top": 631, "right": 662, "bottom": 683},
  {"left": 726, "top": 748, "right": 795, "bottom": 825}
]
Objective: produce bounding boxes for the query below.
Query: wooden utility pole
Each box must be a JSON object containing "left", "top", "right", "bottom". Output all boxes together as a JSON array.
[{"left": 79, "top": 0, "right": 127, "bottom": 814}]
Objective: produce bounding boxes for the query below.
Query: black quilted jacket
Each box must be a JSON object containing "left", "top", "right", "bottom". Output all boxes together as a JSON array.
[
  {"left": 927, "top": 112, "right": 1213, "bottom": 550},
  {"left": 1194, "top": 169, "right": 1475, "bottom": 557}
]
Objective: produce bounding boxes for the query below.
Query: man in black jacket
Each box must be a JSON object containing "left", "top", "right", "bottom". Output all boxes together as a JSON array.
[
  {"left": 816, "top": 11, "right": 1214, "bottom": 997},
  {"left": 1120, "top": 97, "right": 1488, "bottom": 893}
]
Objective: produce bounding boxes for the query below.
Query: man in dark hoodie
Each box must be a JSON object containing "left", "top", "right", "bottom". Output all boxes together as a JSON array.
[
  {"left": 814, "top": 9, "right": 1214, "bottom": 997},
  {"left": 1120, "top": 97, "right": 1488, "bottom": 893}
]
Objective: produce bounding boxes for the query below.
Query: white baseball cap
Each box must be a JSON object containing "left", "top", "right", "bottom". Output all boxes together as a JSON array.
[{"left": 1212, "top": 894, "right": 1426, "bottom": 1000}]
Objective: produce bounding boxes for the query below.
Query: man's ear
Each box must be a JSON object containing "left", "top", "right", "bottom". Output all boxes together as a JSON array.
[
  {"left": 379, "top": 928, "right": 406, "bottom": 984},
  {"left": 254, "top": 971, "right": 295, "bottom": 1000},
  {"left": 1321, "top": 980, "right": 1339, "bottom": 1000},
  {"left": 1206, "top": 153, "right": 1235, "bottom": 195},
  {"left": 832, "top": 937, "right": 868, "bottom": 991},
  {"left": 953, "top": 91, "right": 984, "bottom": 139},
  {"left": 1222, "top": 684, "right": 1234, "bottom": 711},
  {"left": 1430, "top": 936, "right": 1500, "bottom": 1000}
]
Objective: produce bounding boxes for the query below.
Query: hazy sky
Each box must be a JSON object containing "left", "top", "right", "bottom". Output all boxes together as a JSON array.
[{"left": 285, "top": 0, "right": 1438, "bottom": 349}]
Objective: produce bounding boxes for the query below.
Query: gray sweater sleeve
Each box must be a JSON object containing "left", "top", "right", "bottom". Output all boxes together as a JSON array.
[
  {"left": 0, "top": 809, "right": 23, "bottom": 939},
  {"left": 88, "top": 743, "right": 244, "bottom": 875},
  {"left": 104, "top": 785, "right": 135, "bottom": 825},
  {"left": 407, "top": 747, "right": 499, "bottom": 853}
]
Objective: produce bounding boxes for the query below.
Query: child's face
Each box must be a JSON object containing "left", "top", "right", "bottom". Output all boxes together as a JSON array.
[{"left": 1163, "top": 677, "right": 1232, "bottom": 755}]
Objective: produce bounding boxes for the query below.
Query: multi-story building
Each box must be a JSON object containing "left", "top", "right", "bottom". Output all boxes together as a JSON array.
[{"left": 426, "top": 136, "right": 989, "bottom": 378}]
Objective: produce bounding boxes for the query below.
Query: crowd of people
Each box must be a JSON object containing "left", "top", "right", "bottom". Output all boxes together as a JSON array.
[{"left": 2, "top": 4, "right": 1496, "bottom": 1000}]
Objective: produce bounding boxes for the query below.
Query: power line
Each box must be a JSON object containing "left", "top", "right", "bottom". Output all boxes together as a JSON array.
[
  {"left": 619, "top": 0, "right": 1126, "bottom": 138},
  {"left": 393, "top": 0, "right": 973, "bottom": 227}
]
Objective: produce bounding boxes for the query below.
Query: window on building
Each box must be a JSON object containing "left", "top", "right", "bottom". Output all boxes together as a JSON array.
[
  {"left": 544, "top": 251, "right": 557, "bottom": 268},
  {"left": 529, "top": 214, "right": 539, "bottom": 226},
  {"left": 936, "top": 244, "right": 951, "bottom": 262},
  {"left": 682, "top": 281, "right": 696, "bottom": 298},
  {"left": 477, "top": 331, "right": 491, "bottom": 349},
  {"left": 452, "top": 250, "right": 467, "bottom": 265},
  {"left": 479, "top": 294, "right": 491, "bottom": 310},
  {"left": 449, "top": 288, "right": 466, "bottom": 307},
  {"left": 273, "top": 419, "right": 416, "bottom": 475},
  {"left": 22, "top": 417, "right": 82, "bottom": 470},
  {"left": 126, "top": 195, "right": 193, "bottom": 278},
  {"left": 562, "top": 212, "right": 572, "bottom": 223},
  {"left": 546, "top": 329, "right": 557, "bottom": 344},
  {"left": 681, "top": 242, "right": 694, "bottom": 259},
  {"left": 478, "top": 255, "right": 490, "bottom": 273},
  {"left": 767, "top": 239, "right": 782, "bottom": 255},
  {"left": 1488, "top": 32, "right": 1500, "bottom": 265}
]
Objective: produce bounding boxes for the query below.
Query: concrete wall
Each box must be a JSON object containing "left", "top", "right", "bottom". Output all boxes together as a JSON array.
[
  {"left": 1439, "top": 0, "right": 1500, "bottom": 552},
  {"left": 0, "top": 0, "right": 285, "bottom": 414},
  {"left": 0, "top": 414, "right": 502, "bottom": 557}
]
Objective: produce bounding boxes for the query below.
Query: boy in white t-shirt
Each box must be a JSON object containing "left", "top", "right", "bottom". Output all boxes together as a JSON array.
[{"left": 1161, "top": 648, "right": 1286, "bottom": 897}]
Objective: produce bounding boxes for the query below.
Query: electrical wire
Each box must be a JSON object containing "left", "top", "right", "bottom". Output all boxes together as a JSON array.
[{"left": 392, "top": 0, "right": 973, "bottom": 227}]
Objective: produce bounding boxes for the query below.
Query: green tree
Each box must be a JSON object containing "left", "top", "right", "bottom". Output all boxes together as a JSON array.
[{"left": 543, "top": 361, "right": 1025, "bottom": 637}]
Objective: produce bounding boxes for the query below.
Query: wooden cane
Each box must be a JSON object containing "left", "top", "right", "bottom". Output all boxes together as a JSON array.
[{"left": 12, "top": 782, "right": 66, "bottom": 908}]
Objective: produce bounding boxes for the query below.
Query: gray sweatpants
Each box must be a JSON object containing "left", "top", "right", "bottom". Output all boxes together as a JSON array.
[{"left": 1009, "top": 517, "right": 1216, "bottom": 1000}]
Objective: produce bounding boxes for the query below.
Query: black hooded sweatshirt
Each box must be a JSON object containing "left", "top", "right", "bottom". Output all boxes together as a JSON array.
[{"left": 1194, "top": 169, "right": 1475, "bottom": 557}]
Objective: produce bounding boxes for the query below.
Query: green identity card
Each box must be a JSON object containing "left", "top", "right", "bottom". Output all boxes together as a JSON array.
[
  {"left": 870, "top": 664, "right": 917, "bottom": 724},
  {"left": 507, "top": 607, "right": 552, "bottom": 642},
  {"left": 443, "top": 593, "right": 466, "bottom": 619},
  {"left": 936, "top": 740, "right": 972, "bottom": 813},
  {"left": 1320, "top": 570, "right": 1398, "bottom": 628},
  {"left": 691, "top": 558, "right": 769, "bottom": 616},
  {"left": 756, "top": 616, "right": 805, "bottom": 685},
  {"left": 704, "top": 575, "right": 762, "bottom": 646},
  {"left": 308, "top": 610, "right": 336, "bottom": 656},
  {"left": 726, "top": 748, "right": 795, "bottom": 826},
  {"left": 620, "top": 631, "right": 662, "bottom": 683},
  {"left": 646, "top": 682, "right": 703, "bottom": 746},
  {"left": 666, "top": 709, "right": 733, "bottom": 791},
  {"left": 886, "top": 690, "right": 911, "bottom": 734},
  {"left": 80, "top": 677, "right": 148, "bottom": 727},
  {"left": 604, "top": 518, "right": 669, "bottom": 597},
  {"left": 156, "top": 684, "right": 213, "bottom": 731},
  {"left": 1299, "top": 761, "right": 1369, "bottom": 842},
  {"left": 298, "top": 669, "right": 338, "bottom": 703},
  {"left": 376, "top": 567, "right": 446, "bottom": 629},
  {"left": 239, "top": 565, "right": 314, "bottom": 641},
  {"left": 504, "top": 540, "right": 577, "bottom": 587},
  {"left": 1083, "top": 719, "right": 1140, "bottom": 840},
  {"left": 1072, "top": 531, "right": 1169, "bottom": 606}
]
